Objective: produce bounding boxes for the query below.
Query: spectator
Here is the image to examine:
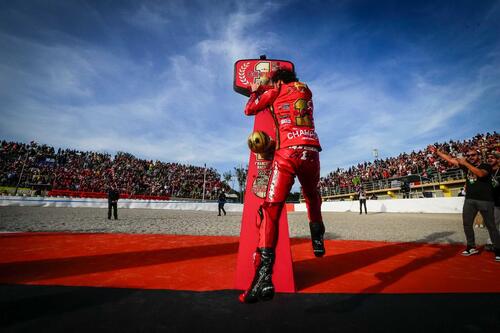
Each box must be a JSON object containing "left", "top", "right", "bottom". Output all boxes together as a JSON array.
[
  {"left": 485, "top": 151, "right": 500, "bottom": 251},
  {"left": 458, "top": 187, "right": 466, "bottom": 197},
  {"left": 401, "top": 181, "right": 411, "bottom": 199},
  {"left": 318, "top": 132, "right": 499, "bottom": 195},
  {"left": 429, "top": 145, "right": 500, "bottom": 262},
  {"left": 0, "top": 140, "right": 230, "bottom": 200},
  {"left": 1, "top": 132, "right": 498, "bottom": 200}
]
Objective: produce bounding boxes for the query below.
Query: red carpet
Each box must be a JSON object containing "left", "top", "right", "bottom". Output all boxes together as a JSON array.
[{"left": 1, "top": 232, "right": 499, "bottom": 293}]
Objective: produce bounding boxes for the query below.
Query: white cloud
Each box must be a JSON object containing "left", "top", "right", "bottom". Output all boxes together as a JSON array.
[
  {"left": 125, "top": 4, "right": 170, "bottom": 33},
  {"left": 310, "top": 64, "right": 499, "bottom": 175},
  {"left": 1, "top": 0, "right": 498, "bottom": 184},
  {"left": 0, "top": 2, "right": 279, "bottom": 173}
]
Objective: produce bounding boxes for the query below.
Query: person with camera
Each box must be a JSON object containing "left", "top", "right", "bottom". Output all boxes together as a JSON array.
[
  {"left": 429, "top": 145, "right": 499, "bottom": 261},
  {"left": 359, "top": 187, "right": 367, "bottom": 214}
]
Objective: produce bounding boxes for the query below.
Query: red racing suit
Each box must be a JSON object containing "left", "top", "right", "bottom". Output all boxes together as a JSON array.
[{"left": 245, "top": 82, "right": 323, "bottom": 248}]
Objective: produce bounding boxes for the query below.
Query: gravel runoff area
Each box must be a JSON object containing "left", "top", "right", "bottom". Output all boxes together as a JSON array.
[{"left": 0, "top": 206, "right": 492, "bottom": 245}]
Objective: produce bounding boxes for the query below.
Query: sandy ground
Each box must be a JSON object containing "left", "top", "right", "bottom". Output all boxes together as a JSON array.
[{"left": 0, "top": 206, "right": 492, "bottom": 245}]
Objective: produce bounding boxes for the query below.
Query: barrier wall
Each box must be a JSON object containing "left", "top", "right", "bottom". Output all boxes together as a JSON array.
[
  {"left": 47, "top": 189, "right": 171, "bottom": 201},
  {"left": 0, "top": 196, "right": 243, "bottom": 212},
  {"left": 295, "top": 197, "right": 464, "bottom": 214},
  {"left": 0, "top": 196, "right": 464, "bottom": 214}
]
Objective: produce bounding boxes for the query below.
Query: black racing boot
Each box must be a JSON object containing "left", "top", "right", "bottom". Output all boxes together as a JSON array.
[
  {"left": 239, "top": 248, "right": 275, "bottom": 303},
  {"left": 310, "top": 222, "right": 325, "bottom": 257}
]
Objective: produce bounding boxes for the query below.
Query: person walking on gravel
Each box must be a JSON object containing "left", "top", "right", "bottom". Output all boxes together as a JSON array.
[{"left": 217, "top": 190, "right": 227, "bottom": 216}]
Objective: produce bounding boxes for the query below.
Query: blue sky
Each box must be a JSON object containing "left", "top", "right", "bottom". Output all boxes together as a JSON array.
[{"left": 1, "top": 0, "right": 499, "bottom": 182}]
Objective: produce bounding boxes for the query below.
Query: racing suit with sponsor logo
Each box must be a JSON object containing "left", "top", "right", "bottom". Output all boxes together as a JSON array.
[{"left": 244, "top": 81, "right": 324, "bottom": 249}]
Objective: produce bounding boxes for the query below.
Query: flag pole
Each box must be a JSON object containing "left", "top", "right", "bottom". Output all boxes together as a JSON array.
[{"left": 202, "top": 163, "right": 207, "bottom": 202}]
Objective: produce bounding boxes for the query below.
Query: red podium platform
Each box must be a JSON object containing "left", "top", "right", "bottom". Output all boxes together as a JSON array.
[{"left": 233, "top": 57, "right": 296, "bottom": 293}]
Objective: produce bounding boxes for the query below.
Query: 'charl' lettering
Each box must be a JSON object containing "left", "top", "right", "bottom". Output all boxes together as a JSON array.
[{"left": 287, "top": 129, "right": 317, "bottom": 140}]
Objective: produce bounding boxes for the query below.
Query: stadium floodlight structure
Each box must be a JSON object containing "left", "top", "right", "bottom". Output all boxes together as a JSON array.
[{"left": 14, "top": 151, "right": 30, "bottom": 196}]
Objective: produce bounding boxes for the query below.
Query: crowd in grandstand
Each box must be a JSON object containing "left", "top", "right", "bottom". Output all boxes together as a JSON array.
[
  {"left": 1, "top": 132, "right": 498, "bottom": 199},
  {"left": 319, "top": 132, "right": 499, "bottom": 191},
  {"left": 0, "top": 140, "right": 229, "bottom": 200}
]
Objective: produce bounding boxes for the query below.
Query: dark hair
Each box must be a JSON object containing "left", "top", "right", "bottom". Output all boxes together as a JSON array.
[{"left": 271, "top": 69, "right": 298, "bottom": 84}]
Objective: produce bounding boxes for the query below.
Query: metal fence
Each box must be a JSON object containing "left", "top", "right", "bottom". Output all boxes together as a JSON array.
[{"left": 319, "top": 168, "right": 466, "bottom": 198}]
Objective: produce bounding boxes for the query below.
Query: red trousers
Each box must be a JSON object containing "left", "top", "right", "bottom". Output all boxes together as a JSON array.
[{"left": 258, "top": 147, "right": 323, "bottom": 248}]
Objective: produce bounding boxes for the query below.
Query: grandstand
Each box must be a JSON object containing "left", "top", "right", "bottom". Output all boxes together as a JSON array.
[
  {"left": 1, "top": 132, "right": 498, "bottom": 202},
  {"left": 0, "top": 140, "right": 230, "bottom": 201},
  {"left": 319, "top": 132, "right": 498, "bottom": 201}
]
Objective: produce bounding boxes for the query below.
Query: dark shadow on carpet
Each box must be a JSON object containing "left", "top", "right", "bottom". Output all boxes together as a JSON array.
[
  {"left": 0, "top": 241, "right": 239, "bottom": 283},
  {"left": 1, "top": 284, "right": 499, "bottom": 333},
  {"left": 295, "top": 232, "right": 457, "bottom": 290}
]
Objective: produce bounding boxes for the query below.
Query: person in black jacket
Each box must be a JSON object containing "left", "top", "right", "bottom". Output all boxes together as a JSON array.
[
  {"left": 401, "top": 181, "right": 411, "bottom": 199},
  {"left": 108, "top": 185, "right": 119, "bottom": 220},
  {"left": 485, "top": 151, "right": 500, "bottom": 251},
  {"left": 429, "top": 145, "right": 500, "bottom": 261},
  {"left": 217, "top": 190, "right": 227, "bottom": 216}
]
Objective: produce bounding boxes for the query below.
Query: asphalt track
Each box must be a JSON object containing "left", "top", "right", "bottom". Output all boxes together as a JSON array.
[{"left": 1, "top": 207, "right": 499, "bottom": 332}]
